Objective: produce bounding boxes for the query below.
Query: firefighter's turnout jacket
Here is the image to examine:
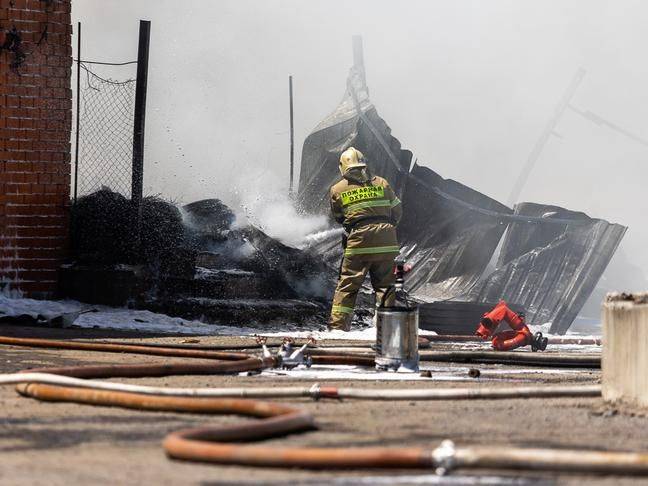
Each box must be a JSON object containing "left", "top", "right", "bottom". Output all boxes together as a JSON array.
[{"left": 328, "top": 166, "right": 403, "bottom": 331}]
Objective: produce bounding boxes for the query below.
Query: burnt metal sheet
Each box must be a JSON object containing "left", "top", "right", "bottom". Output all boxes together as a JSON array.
[
  {"left": 298, "top": 62, "right": 626, "bottom": 334},
  {"left": 468, "top": 203, "right": 626, "bottom": 334},
  {"left": 418, "top": 301, "right": 526, "bottom": 335},
  {"left": 399, "top": 164, "right": 512, "bottom": 300},
  {"left": 297, "top": 67, "right": 412, "bottom": 215}
]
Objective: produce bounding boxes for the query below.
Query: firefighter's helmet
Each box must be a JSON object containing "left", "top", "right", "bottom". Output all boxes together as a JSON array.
[{"left": 339, "top": 147, "right": 367, "bottom": 175}]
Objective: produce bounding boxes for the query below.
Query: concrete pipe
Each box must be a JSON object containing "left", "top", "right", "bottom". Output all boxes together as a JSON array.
[{"left": 603, "top": 292, "right": 648, "bottom": 409}]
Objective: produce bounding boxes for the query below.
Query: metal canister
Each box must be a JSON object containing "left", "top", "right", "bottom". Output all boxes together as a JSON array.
[{"left": 375, "top": 305, "right": 419, "bottom": 372}]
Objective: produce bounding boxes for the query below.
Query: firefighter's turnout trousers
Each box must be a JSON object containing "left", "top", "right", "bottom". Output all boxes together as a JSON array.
[{"left": 328, "top": 173, "right": 402, "bottom": 331}]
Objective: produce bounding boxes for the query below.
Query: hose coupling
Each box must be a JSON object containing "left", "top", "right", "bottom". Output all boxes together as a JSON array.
[
  {"left": 431, "top": 439, "right": 456, "bottom": 475},
  {"left": 254, "top": 335, "right": 274, "bottom": 359},
  {"left": 309, "top": 383, "right": 321, "bottom": 400},
  {"left": 274, "top": 337, "right": 314, "bottom": 370},
  {"left": 309, "top": 383, "right": 339, "bottom": 400}
]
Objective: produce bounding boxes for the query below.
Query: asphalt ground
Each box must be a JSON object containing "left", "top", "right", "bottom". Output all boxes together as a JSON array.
[{"left": 0, "top": 324, "right": 644, "bottom": 486}]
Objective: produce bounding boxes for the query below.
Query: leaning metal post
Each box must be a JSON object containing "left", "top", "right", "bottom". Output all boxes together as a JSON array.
[
  {"left": 130, "top": 19, "right": 151, "bottom": 261},
  {"left": 289, "top": 75, "right": 295, "bottom": 197}
]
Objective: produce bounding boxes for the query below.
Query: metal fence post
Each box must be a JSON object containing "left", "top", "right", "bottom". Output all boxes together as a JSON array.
[
  {"left": 70, "top": 21, "right": 81, "bottom": 257},
  {"left": 73, "top": 21, "right": 81, "bottom": 206},
  {"left": 131, "top": 19, "right": 151, "bottom": 259}
]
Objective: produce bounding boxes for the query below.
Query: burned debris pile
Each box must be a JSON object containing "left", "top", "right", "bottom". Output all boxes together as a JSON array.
[
  {"left": 63, "top": 190, "right": 332, "bottom": 327},
  {"left": 71, "top": 188, "right": 186, "bottom": 267},
  {"left": 297, "top": 62, "right": 626, "bottom": 334},
  {"left": 71, "top": 188, "right": 133, "bottom": 266}
]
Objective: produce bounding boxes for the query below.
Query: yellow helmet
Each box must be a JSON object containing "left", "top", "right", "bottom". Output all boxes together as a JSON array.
[{"left": 339, "top": 147, "right": 367, "bottom": 175}]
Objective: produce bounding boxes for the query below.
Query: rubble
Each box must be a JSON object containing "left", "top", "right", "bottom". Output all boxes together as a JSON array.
[
  {"left": 71, "top": 189, "right": 186, "bottom": 266},
  {"left": 65, "top": 190, "right": 334, "bottom": 327},
  {"left": 71, "top": 188, "right": 132, "bottom": 265}
]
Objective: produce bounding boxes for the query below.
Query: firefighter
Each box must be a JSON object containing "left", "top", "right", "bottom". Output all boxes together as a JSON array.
[
  {"left": 328, "top": 147, "right": 402, "bottom": 331},
  {"left": 475, "top": 300, "right": 548, "bottom": 351}
]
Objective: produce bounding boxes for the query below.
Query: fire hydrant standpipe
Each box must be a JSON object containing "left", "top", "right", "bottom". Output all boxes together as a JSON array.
[{"left": 0, "top": 335, "right": 643, "bottom": 476}]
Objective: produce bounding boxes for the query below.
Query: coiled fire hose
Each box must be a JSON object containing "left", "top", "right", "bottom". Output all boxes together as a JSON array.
[{"left": 2, "top": 335, "right": 647, "bottom": 475}]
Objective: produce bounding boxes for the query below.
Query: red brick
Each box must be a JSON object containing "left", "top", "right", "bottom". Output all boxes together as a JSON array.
[
  {"left": 21, "top": 193, "right": 66, "bottom": 204},
  {"left": 13, "top": 226, "right": 65, "bottom": 238},
  {"left": 5, "top": 203, "right": 62, "bottom": 216},
  {"left": 6, "top": 94, "right": 20, "bottom": 107},
  {"left": 4, "top": 161, "right": 32, "bottom": 172},
  {"left": 5, "top": 215, "right": 66, "bottom": 227},
  {"left": 6, "top": 139, "right": 32, "bottom": 150},
  {"left": 6, "top": 117, "right": 21, "bottom": 129},
  {"left": 1, "top": 0, "right": 72, "bottom": 297},
  {"left": 13, "top": 281, "right": 59, "bottom": 295},
  {"left": 19, "top": 117, "right": 35, "bottom": 129},
  {"left": 2, "top": 247, "right": 64, "bottom": 260},
  {"left": 0, "top": 173, "right": 31, "bottom": 185},
  {"left": 4, "top": 182, "right": 29, "bottom": 194},
  {"left": 12, "top": 233, "right": 67, "bottom": 246}
]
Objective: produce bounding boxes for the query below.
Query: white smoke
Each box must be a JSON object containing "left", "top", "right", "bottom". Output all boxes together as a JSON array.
[{"left": 229, "top": 173, "right": 330, "bottom": 248}]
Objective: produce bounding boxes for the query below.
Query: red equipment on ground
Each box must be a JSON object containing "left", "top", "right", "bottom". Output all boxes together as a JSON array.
[{"left": 475, "top": 301, "right": 547, "bottom": 352}]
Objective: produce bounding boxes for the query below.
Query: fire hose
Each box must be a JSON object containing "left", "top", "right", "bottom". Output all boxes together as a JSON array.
[
  {"left": 0, "top": 335, "right": 600, "bottom": 368},
  {"left": 309, "top": 348, "right": 601, "bottom": 368},
  {"left": 0, "top": 372, "right": 603, "bottom": 400},
  {"left": 1, "top": 336, "right": 646, "bottom": 475},
  {"left": 81, "top": 334, "right": 601, "bottom": 348}
]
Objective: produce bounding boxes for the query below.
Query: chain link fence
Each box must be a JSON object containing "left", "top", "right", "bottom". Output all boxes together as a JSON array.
[{"left": 76, "top": 64, "right": 136, "bottom": 197}]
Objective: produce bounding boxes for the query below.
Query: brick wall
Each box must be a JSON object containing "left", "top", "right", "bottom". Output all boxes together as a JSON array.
[{"left": 0, "top": 0, "right": 72, "bottom": 298}]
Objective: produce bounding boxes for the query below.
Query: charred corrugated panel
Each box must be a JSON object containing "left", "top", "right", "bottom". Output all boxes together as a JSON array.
[
  {"left": 297, "top": 59, "right": 627, "bottom": 334},
  {"left": 469, "top": 203, "right": 627, "bottom": 334},
  {"left": 399, "top": 164, "right": 512, "bottom": 300},
  {"left": 297, "top": 68, "right": 412, "bottom": 215}
]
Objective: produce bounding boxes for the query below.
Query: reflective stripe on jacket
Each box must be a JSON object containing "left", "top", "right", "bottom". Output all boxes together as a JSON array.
[{"left": 329, "top": 173, "right": 402, "bottom": 256}]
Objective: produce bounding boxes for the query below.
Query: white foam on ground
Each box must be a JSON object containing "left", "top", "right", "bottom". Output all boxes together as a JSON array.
[
  {"left": 0, "top": 296, "right": 441, "bottom": 339},
  {"left": 0, "top": 295, "right": 264, "bottom": 335},
  {"left": 528, "top": 322, "right": 553, "bottom": 334},
  {"left": 257, "top": 363, "right": 587, "bottom": 382},
  {"left": 0, "top": 296, "right": 601, "bottom": 354},
  {"left": 0, "top": 294, "right": 81, "bottom": 318},
  {"left": 446, "top": 340, "right": 601, "bottom": 354},
  {"left": 260, "top": 326, "right": 437, "bottom": 341}
]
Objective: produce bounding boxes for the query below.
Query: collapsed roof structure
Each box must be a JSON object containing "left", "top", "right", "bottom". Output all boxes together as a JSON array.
[{"left": 297, "top": 39, "right": 626, "bottom": 334}]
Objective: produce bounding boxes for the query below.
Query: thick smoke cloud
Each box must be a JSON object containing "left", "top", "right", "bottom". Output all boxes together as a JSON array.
[{"left": 72, "top": 0, "right": 648, "bottom": 277}]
